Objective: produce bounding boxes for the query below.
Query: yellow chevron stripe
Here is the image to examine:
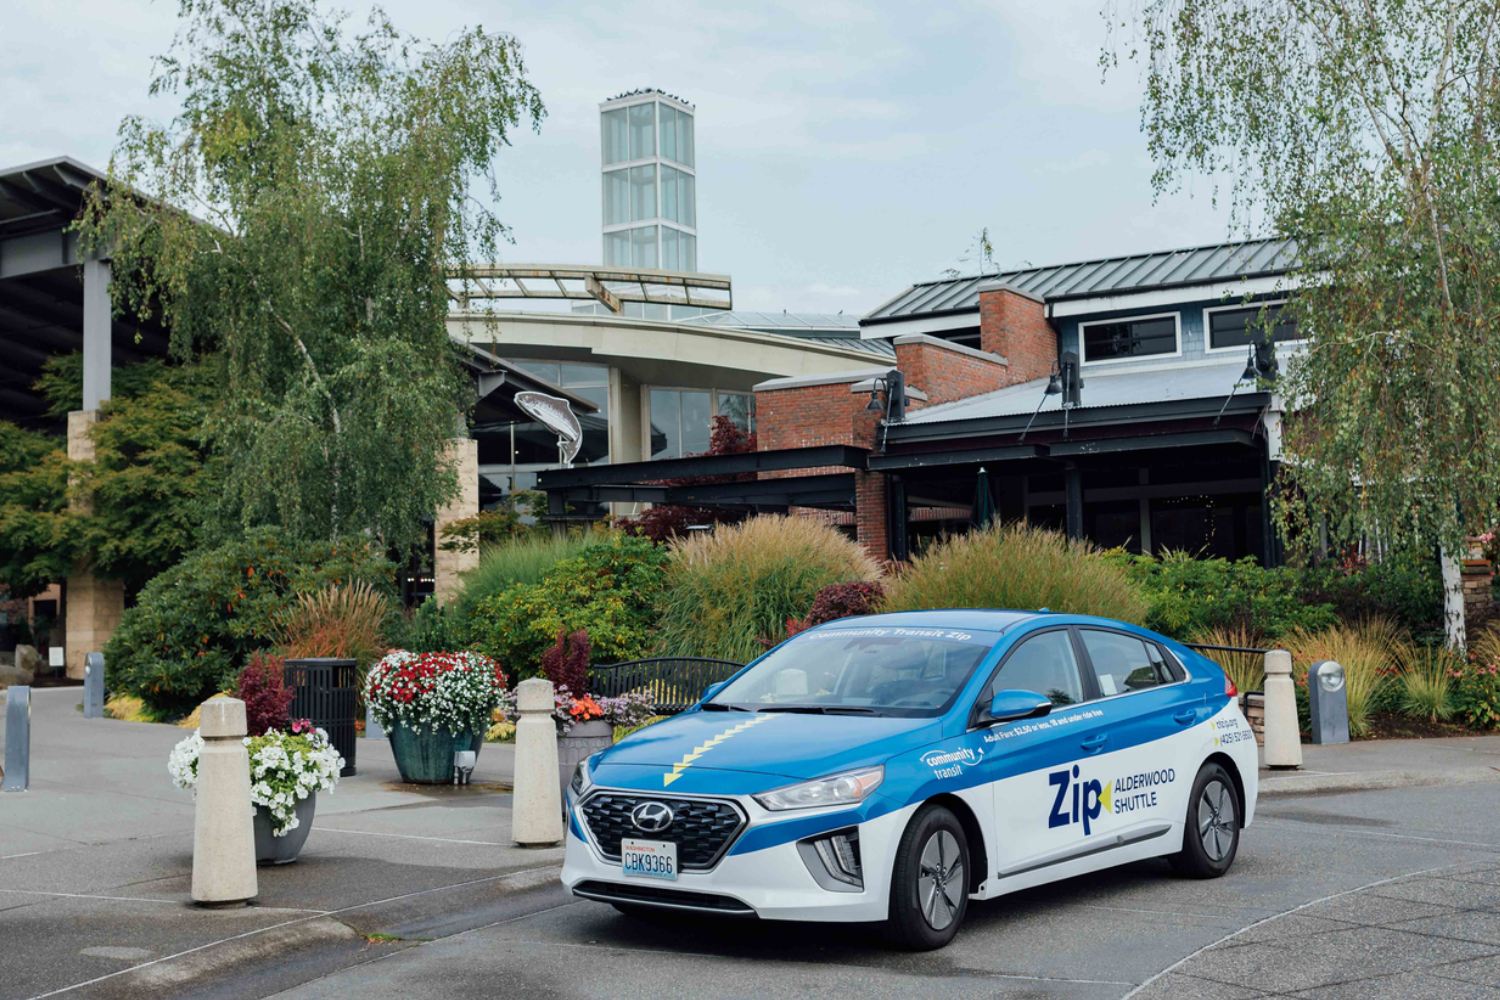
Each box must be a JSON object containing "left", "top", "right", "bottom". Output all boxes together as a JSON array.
[{"left": 661, "top": 714, "right": 774, "bottom": 787}]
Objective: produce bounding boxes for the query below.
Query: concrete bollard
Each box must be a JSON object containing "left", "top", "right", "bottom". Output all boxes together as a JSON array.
[
  {"left": 511, "top": 678, "right": 562, "bottom": 846},
  {"left": 83, "top": 652, "right": 105, "bottom": 719},
  {"left": 1262, "top": 649, "right": 1303, "bottom": 769},
  {"left": 191, "top": 698, "right": 258, "bottom": 905},
  {"left": 3, "top": 685, "right": 31, "bottom": 792}
]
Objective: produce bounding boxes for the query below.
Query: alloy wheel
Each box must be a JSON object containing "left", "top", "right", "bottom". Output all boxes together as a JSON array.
[
  {"left": 917, "top": 829, "right": 965, "bottom": 931},
  {"left": 1197, "top": 778, "right": 1237, "bottom": 861}
]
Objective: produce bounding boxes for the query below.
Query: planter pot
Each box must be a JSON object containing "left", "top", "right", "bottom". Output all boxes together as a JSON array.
[
  {"left": 253, "top": 793, "right": 316, "bottom": 865},
  {"left": 387, "top": 723, "right": 485, "bottom": 784},
  {"left": 558, "top": 719, "right": 614, "bottom": 798}
]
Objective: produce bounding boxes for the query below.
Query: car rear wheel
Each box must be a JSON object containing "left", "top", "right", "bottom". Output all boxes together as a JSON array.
[
  {"left": 1170, "top": 762, "right": 1240, "bottom": 878},
  {"left": 886, "top": 804, "right": 970, "bottom": 950}
]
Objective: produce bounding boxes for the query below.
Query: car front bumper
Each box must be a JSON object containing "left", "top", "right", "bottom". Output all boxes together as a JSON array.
[{"left": 560, "top": 787, "right": 914, "bottom": 923}]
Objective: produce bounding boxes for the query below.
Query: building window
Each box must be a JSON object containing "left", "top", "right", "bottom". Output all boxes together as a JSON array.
[
  {"left": 661, "top": 227, "right": 696, "bottom": 271},
  {"left": 628, "top": 103, "right": 655, "bottom": 159},
  {"left": 629, "top": 165, "right": 656, "bottom": 220},
  {"left": 602, "top": 108, "right": 629, "bottom": 165},
  {"left": 603, "top": 169, "right": 630, "bottom": 225},
  {"left": 660, "top": 166, "right": 695, "bottom": 226},
  {"left": 604, "top": 230, "right": 630, "bottom": 266},
  {"left": 659, "top": 104, "right": 694, "bottom": 167},
  {"left": 1207, "top": 302, "right": 1299, "bottom": 351},
  {"left": 630, "top": 225, "right": 658, "bottom": 268},
  {"left": 648, "top": 387, "right": 755, "bottom": 459},
  {"left": 1079, "top": 313, "right": 1179, "bottom": 363},
  {"left": 481, "top": 360, "right": 610, "bottom": 468}
]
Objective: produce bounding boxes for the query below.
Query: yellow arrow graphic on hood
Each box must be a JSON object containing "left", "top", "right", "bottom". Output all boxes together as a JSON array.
[{"left": 663, "top": 714, "right": 774, "bottom": 787}]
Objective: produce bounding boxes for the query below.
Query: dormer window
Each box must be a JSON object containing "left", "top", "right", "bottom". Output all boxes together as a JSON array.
[{"left": 1079, "top": 313, "right": 1180, "bottom": 363}]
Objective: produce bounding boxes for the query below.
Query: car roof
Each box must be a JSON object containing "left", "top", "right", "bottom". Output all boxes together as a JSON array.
[{"left": 816, "top": 609, "right": 1043, "bottom": 633}]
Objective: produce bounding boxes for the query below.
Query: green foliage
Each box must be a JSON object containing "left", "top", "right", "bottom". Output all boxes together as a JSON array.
[
  {"left": 469, "top": 534, "right": 667, "bottom": 675},
  {"left": 1396, "top": 644, "right": 1459, "bottom": 724},
  {"left": 33, "top": 353, "right": 175, "bottom": 421},
  {"left": 1295, "top": 552, "right": 1444, "bottom": 644},
  {"left": 0, "top": 423, "right": 71, "bottom": 599},
  {"left": 107, "top": 529, "right": 395, "bottom": 717},
  {"left": 78, "top": 363, "right": 214, "bottom": 591},
  {"left": 1458, "top": 628, "right": 1500, "bottom": 730},
  {"left": 1111, "top": 1, "right": 1500, "bottom": 645},
  {"left": 450, "top": 532, "right": 593, "bottom": 627},
  {"left": 655, "top": 515, "right": 881, "bottom": 663},
  {"left": 392, "top": 597, "right": 466, "bottom": 655},
  {"left": 77, "top": 0, "right": 544, "bottom": 557},
  {"left": 1124, "top": 551, "right": 1336, "bottom": 640},
  {"left": 882, "top": 523, "right": 1148, "bottom": 624}
]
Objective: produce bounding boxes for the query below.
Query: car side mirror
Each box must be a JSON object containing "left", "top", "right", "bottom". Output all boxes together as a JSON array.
[
  {"left": 702, "top": 681, "right": 728, "bottom": 703},
  {"left": 986, "top": 689, "right": 1053, "bottom": 724}
]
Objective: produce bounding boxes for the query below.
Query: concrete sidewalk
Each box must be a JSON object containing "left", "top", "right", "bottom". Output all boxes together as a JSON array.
[
  {"left": 1259, "top": 733, "right": 1500, "bottom": 797},
  {"left": 0, "top": 688, "right": 563, "bottom": 999}
]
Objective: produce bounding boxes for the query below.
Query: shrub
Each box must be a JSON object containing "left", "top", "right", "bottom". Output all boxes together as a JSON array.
[
  {"left": 882, "top": 523, "right": 1148, "bottom": 623},
  {"left": 1295, "top": 551, "right": 1444, "bottom": 643},
  {"left": 1283, "top": 619, "right": 1403, "bottom": 738},
  {"left": 1457, "top": 627, "right": 1500, "bottom": 730},
  {"left": 654, "top": 515, "right": 880, "bottom": 662},
  {"left": 236, "top": 652, "right": 292, "bottom": 736},
  {"left": 277, "top": 581, "right": 390, "bottom": 671},
  {"left": 469, "top": 534, "right": 668, "bottom": 675},
  {"left": 392, "top": 596, "right": 466, "bottom": 654},
  {"left": 1189, "top": 624, "right": 1266, "bottom": 694},
  {"left": 106, "top": 529, "right": 395, "bottom": 717},
  {"left": 1396, "top": 643, "right": 1459, "bottom": 724},
  {"left": 541, "top": 629, "right": 591, "bottom": 698},
  {"left": 787, "top": 580, "right": 885, "bottom": 637},
  {"left": 1125, "top": 551, "right": 1335, "bottom": 639},
  {"left": 450, "top": 533, "right": 592, "bottom": 626}
]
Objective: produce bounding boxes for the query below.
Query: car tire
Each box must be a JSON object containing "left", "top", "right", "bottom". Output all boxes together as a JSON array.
[
  {"left": 885, "top": 804, "right": 970, "bottom": 950},
  {"left": 1170, "top": 762, "right": 1240, "bottom": 878}
]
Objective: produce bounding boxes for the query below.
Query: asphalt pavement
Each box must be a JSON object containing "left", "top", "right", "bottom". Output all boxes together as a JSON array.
[{"left": 5, "top": 687, "right": 1500, "bottom": 999}]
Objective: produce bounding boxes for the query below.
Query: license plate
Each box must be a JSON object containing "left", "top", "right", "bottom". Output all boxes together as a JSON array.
[{"left": 621, "top": 838, "right": 677, "bottom": 881}]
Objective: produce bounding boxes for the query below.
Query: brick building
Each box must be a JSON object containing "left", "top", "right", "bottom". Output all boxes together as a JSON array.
[{"left": 541, "top": 238, "right": 1296, "bottom": 565}]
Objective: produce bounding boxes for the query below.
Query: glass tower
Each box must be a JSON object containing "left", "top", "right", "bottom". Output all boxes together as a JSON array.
[{"left": 600, "top": 89, "right": 696, "bottom": 273}]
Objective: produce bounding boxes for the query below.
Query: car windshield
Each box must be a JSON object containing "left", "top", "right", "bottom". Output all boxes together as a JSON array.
[{"left": 707, "top": 626, "right": 1000, "bottom": 717}]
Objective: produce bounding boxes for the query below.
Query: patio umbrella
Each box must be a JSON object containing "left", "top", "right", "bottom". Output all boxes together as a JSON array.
[{"left": 973, "top": 466, "right": 996, "bottom": 529}]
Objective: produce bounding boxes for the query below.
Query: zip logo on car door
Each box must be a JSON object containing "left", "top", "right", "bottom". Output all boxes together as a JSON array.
[
  {"left": 1049, "top": 765, "right": 1113, "bottom": 835},
  {"left": 1049, "top": 765, "right": 1179, "bottom": 835}
]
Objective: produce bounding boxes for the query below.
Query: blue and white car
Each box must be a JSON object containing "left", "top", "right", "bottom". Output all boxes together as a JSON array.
[{"left": 562, "top": 610, "right": 1257, "bottom": 949}]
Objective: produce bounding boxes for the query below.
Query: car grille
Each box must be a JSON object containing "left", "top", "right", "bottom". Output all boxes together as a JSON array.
[{"left": 580, "top": 791, "right": 746, "bottom": 871}]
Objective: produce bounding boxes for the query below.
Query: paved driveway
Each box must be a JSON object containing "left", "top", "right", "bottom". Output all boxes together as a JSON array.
[{"left": 272, "top": 781, "right": 1500, "bottom": 1000}]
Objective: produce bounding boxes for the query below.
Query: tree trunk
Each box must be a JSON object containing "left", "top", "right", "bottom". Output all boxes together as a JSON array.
[{"left": 1440, "top": 546, "right": 1467, "bottom": 651}]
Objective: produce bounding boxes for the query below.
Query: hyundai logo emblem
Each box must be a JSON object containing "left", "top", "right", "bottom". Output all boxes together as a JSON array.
[{"left": 630, "top": 801, "right": 674, "bottom": 834}]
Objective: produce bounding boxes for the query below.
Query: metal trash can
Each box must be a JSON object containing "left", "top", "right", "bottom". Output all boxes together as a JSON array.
[{"left": 283, "top": 657, "right": 358, "bottom": 777}]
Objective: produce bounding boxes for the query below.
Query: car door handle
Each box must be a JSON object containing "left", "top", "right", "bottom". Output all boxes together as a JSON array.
[
  {"left": 1173, "top": 709, "right": 1197, "bottom": 725},
  {"left": 1080, "top": 734, "right": 1108, "bottom": 754}
]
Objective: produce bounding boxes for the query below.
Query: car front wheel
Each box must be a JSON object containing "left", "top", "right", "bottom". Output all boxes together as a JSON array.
[
  {"left": 1170, "top": 762, "right": 1240, "bottom": 878},
  {"left": 886, "top": 804, "right": 970, "bottom": 950}
]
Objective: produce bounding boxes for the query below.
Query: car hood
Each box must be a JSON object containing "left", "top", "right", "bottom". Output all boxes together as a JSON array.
[{"left": 590, "top": 709, "right": 939, "bottom": 794}]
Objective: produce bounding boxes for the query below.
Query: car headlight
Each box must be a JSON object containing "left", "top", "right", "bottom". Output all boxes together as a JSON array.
[
  {"left": 570, "top": 758, "right": 593, "bottom": 796},
  {"left": 753, "top": 766, "right": 884, "bottom": 811}
]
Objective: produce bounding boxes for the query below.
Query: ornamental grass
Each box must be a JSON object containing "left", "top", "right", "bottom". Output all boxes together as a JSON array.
[
  {"left": 879, "top": 522, "right": 1149, "bottom": 624},
  {"left": 1395, "top": 642, "right": 1460, "bottom": 723},
  {"left": 1189, "top": 623, "right": 1267, "bottom": 694},
  {"left": 654, "top": 515, "right": 881, "bottom": 663},
  {"left": 277, "top": 580, "right": 391, "bottom": 669},
  {"left": 1283, "top": 617, "right": 1404, "bottom": 738},
  {"left": 451, "top": 532, "right": 592, "bottom": 624}
]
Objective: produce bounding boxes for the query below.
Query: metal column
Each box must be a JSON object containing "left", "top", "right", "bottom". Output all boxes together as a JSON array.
[{"left": 1064, "top": 464, "right": 1084, "bottom": 540}]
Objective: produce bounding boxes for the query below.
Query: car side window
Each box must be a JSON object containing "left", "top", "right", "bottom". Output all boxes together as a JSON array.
[
  {"left": 1080, "top": 629, "right": 1164, "bottom": 696},
  {"left": 989, "top": 631, "right": 1084, "bottom": 707}
]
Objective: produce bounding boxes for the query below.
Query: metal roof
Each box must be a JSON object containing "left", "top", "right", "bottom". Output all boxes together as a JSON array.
[
  {"left": 0, "top": 156, "right": 105, "bottom": 240},
  {"left": 900, "top": 358, "right": 1256, "bottom": 426},
  {"left": 863, "top": 237, "right": 1298, "bottom": 325},
  {"left": 682, "top": 310, "right": 860, "bottom": 333}
]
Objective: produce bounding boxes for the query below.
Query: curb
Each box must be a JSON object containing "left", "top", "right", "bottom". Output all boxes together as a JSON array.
[{"left": 1259, "top": 766, "right": 1500, "bottom": 797}]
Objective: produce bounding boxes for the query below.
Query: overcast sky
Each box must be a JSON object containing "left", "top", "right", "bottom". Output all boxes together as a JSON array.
[{"left": 3, "top": 0, "right": 1243, "bottom": 314}]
